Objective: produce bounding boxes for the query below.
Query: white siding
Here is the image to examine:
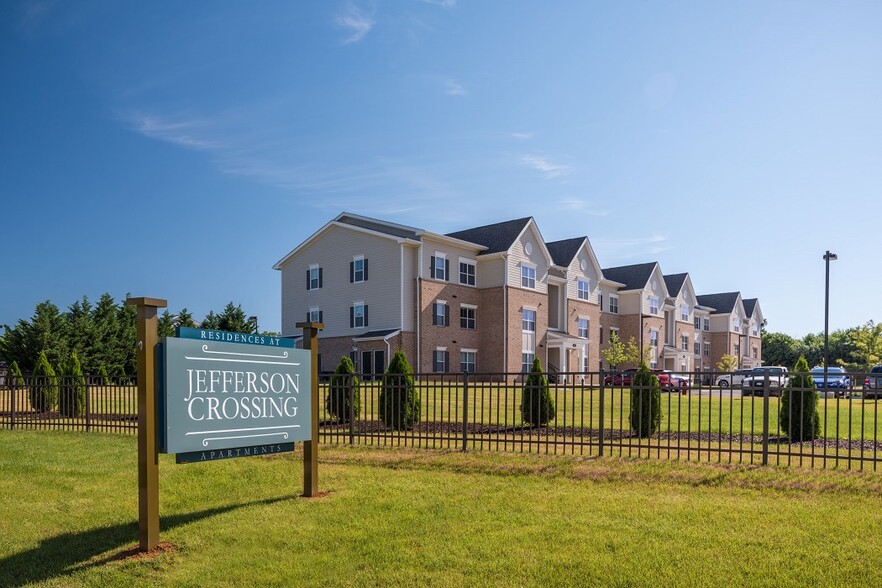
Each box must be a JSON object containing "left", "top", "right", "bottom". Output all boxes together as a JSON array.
[{"left": 507, "top": 224, "right": 549, "bottom": 293}]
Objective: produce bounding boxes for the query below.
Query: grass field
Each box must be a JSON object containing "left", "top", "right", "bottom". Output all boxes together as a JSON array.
[{"left": 2, "top": 430, "right": 882, "bottom": 587}]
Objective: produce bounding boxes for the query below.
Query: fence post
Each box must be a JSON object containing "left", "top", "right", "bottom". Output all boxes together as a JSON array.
[
  {"left": 462, "top": 371, "right": 469, "bottom": 452},
  {"left": 85, "top": 382, "right": 92, "bottom": 432},
  {"left": 762, "top": 369, "right": 770, "bottom": 466},
  {"left": 348, "top": 374, "right": 355, "bottom": 446},
  {"left": 598, "top": 371, "right": 605, "bottom": 457},
  {"left": 9, "top": 375, "right": 16, "bottom": 430}
]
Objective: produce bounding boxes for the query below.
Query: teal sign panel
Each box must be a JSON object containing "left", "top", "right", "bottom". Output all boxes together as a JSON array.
[
  {"left": 176, "top": 326, "right": 295, "bottom": 348},
  {"left": 159, "top": 337, "right": 311, "bottom": 454}
]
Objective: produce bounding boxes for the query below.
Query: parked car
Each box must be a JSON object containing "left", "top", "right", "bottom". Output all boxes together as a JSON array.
[
  {"left": 603, "top": 368, "right": 638, "bottom": 386},
  {"left": 651, "top": 369, "right": 690, "bottom": 392},
  {"left": 670, "top": 373, "right": 692, "bottom": 390},
  {"left": 714, "top": 369, "right": 753, "bottom": 388},
  {"left": 864, "top": 365, "right": 882, "bottom": 399},
  {"left": 741, "top": 366, "right": 789, "bottom": 397},
  {"left": 810, "top": 366, "right": 851, "bottom": 397}
]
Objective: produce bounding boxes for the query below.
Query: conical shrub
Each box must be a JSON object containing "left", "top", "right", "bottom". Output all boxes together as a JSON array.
[
  {"left": 630, "top": 363, "right": 661, "bottom": 437},
  {"left": 30, "top": 351, "right": 58, "bottom": 413},
  {"left": 59, "top": 351, "right": 87, "bottom": 417},
  {"left": 379, "top": 350, "right": 420, "bottom": 430},
  {"left": 780, "top": 356, "right": 820, "bottom": 441},
  {"left": 521, "top": 357, "right": 555, "bottom": 427},
  {"left": 325, "top": 356, "right": 360, "bottom": 422}
]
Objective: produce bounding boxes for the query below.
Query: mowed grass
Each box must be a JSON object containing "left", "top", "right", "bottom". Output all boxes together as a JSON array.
[{"left": 2, "top": 431, "right": 882, "bottom": 587}]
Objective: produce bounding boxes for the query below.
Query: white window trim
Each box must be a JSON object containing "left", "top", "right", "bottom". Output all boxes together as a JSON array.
[
  {"left": 609, "top": 295, "right": 619, "bottom": 314},
  {"left": 520, "top": 262, "right": 537, "bottom": 289}
]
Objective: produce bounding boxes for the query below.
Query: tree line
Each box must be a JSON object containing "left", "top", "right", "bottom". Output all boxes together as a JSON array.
[
  {"left": 762, "top": 321, "right": 882, "bottom": 371},
  {"left": 0, "top": 294, "right": 273, "bottom": 375}
]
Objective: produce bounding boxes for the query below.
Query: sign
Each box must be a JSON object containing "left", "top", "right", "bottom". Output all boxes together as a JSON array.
[
  {"left": 159, "top": 333, "right": 311, "bottom": 455},
  {"left": 175, "top": 442, "right": 295, "bottom": 464}
]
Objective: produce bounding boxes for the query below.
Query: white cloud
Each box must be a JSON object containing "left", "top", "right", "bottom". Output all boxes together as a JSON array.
[
  {"left": 510, "top": 132, "right": 534, "bottom": 140},
  {"left": 520, "top": 154, "right": 571, "bottom": 178},
  {"left": 335, "top": 4, "right": 375, "bottom": 44},
  {"left": 594, "top": 234, "right": 671, "bottom": 260},
  {"left": 421, "top": 0, "right": 457, "bottom": 7},
  {"left": 125, "top": 112, "right": 222, "bottom": 151},
  {"left": 559, "top": 198, "right": 608, "bottom": 215},
  {"left": 445, "top": 79, "right": 467, "bottom": 96},
  {"left": 20, "top": 0, "right": 59, "bottom": 28}
]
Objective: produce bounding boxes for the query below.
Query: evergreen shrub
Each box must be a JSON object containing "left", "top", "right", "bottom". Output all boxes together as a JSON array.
[
  {"left": 59, "top": 351, "right": 87, "bottom": 417},
  {"left": 379, "top": 350, "right": 420, "bottom": 430},
  {"left": 630, "top": 363, "right": 661, "bottom": 437},
  {"left": 780, "top": 356, "right": 820, "bottom": 441},
  {"left": 521, "top": 357, "right": 555, "bottom": 427},
  {"left": 325, "top": 356, "right": 360, "bottom": 422},
  {"left": 30, "top": 351, "right": 58, "bottom": 413}
]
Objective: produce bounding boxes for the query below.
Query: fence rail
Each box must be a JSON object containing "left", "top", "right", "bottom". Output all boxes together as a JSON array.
[{"left": 3, "top": 370, "right": 881, "bottom": 471}]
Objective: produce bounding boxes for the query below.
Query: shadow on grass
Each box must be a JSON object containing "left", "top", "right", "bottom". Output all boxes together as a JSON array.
[{"left": 0, "top": 494, "right": 300, "bottom": 587}]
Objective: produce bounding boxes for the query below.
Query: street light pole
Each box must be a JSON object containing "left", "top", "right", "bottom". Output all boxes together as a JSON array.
[{"left": 823, "top": 250, "right": 838, "bottom": 388}]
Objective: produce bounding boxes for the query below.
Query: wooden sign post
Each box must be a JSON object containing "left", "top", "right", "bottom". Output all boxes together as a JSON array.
[
  {"left": 296, "top": 321, "right": 323, "bottom": 497},
  {"left": 126, "top": 296, "right": 167, "bottom": 552}
]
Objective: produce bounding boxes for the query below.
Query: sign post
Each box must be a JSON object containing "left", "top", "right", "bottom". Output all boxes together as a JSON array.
[
  {"left": 126, "top": 296, "right": 167, "bottom": 552},
  {"left": 297, "top": 321, "right": 323, "bottom": 497}
]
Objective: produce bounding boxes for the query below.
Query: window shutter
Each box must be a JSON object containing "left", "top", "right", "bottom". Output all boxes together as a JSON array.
[
  {"left": 306, "top": 270, "right": 311, "bottom": 290},
  {"left": 444, "top": 304, "right": 450, "bottom": 326},
  {"left": 445, "top": 351, "right": 450, "bottom": 373},
  {"left": 350, "top": 306, "right": 354, "bottom": 328},
  {"left": 430, "top": 256, "right": 435, "bottom": 277},
  {"left": 319, "top": 310, "right": 323, "bottom": 323},
  {"left": 364, "top": 305, "right": 369, "bottom": 326},
  {"left": 306, "top": 312, "right": 310, "bottom": 323},
  {"left": 445, "top": 259, "right": 450, "bottom": 281},
  {"left": 318, "top": 267, "right": 323, "bottom": 288},
  {"left": 350, "top": 261, "right": 354, "bottom": 283},
  {"left": 363, "top": 259, "right": 368, "bottom": 281}
]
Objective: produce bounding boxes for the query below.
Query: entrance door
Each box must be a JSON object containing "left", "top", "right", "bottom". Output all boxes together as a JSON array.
[
  {"left": 373, "top": 350, "right": 385, "bottom": 377},
  {"left": 361, "top": 351, "right": 373, "bottom": 380}
]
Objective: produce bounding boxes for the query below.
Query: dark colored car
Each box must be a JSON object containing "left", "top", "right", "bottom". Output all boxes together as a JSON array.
[
  {"left": 864, "top": 365, "right": 882, "bottom": 399},
  {"left": 810, "top": 366, "right": 850, "bottom": 397},
  {"left": 603, "top": 368, "right": 638, "bottom": 386}
]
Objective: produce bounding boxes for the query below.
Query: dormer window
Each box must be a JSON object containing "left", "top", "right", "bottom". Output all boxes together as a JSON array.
[
  {"left": 577, "top": 279, "right": 590, "bottom": 301},
  {"left": 649, "top": 296, "right": 659, "bottom": 315}
]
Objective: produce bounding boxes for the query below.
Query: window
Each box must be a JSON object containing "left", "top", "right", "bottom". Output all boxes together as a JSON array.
[
  {"left": 522, "top": 309, "right": 536, "bottom": 332},
  {"left": 649, "top": 296, "right": 659, "bottom": 315},
  {"left": 521, "top": 353, "right": 535, "bottom": 373},
  {"left": 681, "top": 334, "right": 689, "bottom": 351},
  {"left": 521, "top": 264, "right": 536, "bottom": 289},
  {"left": 703, "top": 317, "right": 709, "bottom": 332},
  {"left": 460, "top": 306, "right": 476, "bottom": 330},
  {"left": 704, "top": 342, "right": 710, "bottom": 357},
  {"left": 751, "top": 321, "right": 759, "bottom": 336},
  {"left": 650, "top": 329, "right": 659, "bottom": 348},
  {"left": 350, "top": 257, "right": 367, "bottom": 283},
  {"left": 650, "top": 359, "right": 658, "bottom": 369},
  {"left": 578, "top": 317, "right": 589, "bottom": 339},
  {"left": 431, "top": 252, "right": 448, "bottom": 281},
  {"left": 460, "top": 351, "right": 476, "bottom": 373},
  {"left": 734, "top": 343, "right": 740, "bottom": 356},
  {"left": 350, "top": 303, "right": 368, "bottom": 328},
  {"left": 433, "top": 302, "right": 449, "bottom": 327},
  {"left": 609, "top": 295, "right": 619, "bottom": 314},
  {"left": 680, "top": 304, "right": 689, "bottom": 321},
  {"left": 577, "top": 279, "right": 590, "bottom": 300},
  {"left": 694, "top": 316, "right": 700, "bottom": 329},
  {"left": 459, "top": 260, "right": 476, "bottom": 286},
  {"left": 753, "top": 346, "right": 758, "bottom": 359},
  {"left": 307, "top": 307, "right": 322, "bottom": 323},
  {"left": 694, "top": 341, "right": 700, "bottom": 355},
  {"left": 732, "top": 316, "right": 740, "bottom": 332},
  {"left": 433, "top": 348, "right": 449, "bottom": 373},
  {"left": 307, "top": 265, "right": 322, "bottom": 290}
]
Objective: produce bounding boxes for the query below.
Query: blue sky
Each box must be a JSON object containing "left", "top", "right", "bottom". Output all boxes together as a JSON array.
[{"left": 2, "top": 1, "right": 880, "bottom": 337}]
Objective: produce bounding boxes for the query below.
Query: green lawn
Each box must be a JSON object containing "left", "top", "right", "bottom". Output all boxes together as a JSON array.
[{"left": 2, "top": 430, "right": 882, "bottom": 587}]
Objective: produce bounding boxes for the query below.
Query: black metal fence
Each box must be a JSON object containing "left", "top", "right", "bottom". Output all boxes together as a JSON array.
[
  {"left": 3, "top": 370, "right": 882, "bottom": 471},
  {"left": 0, "top": 375, "right": 137, "bottom": 434}
]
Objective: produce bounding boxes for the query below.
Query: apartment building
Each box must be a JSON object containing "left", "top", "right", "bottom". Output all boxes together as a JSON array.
[{"left": 275, "top": 212, "right": 763, "bottom": 378}]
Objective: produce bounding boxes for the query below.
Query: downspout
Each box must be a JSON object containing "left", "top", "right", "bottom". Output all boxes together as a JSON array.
[
  {"left": 503, "top": 256, "right": 508, "bottom": 373},
  {"left": 416, "top": 242, "right": 423, "bottom": 373}
]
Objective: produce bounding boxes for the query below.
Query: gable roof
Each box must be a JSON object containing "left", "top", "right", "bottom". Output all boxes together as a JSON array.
[
  {"left": 696, "top": 292, "right": 741, "bottom": 315},
  {"left": 663, "top": 273, "right": 688, "bottom": 298},
  {"left": 545, "top": 237, "right": 586, "bottom": 267},
  {"left": 742, "top": 298, "right": 758, "bottom": 317},
  {"left": 446, "top": 217, "right": 532, "bottom": 255},
  {"left": 601, "top": 262, "right": 658, "bottom": 291}
]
